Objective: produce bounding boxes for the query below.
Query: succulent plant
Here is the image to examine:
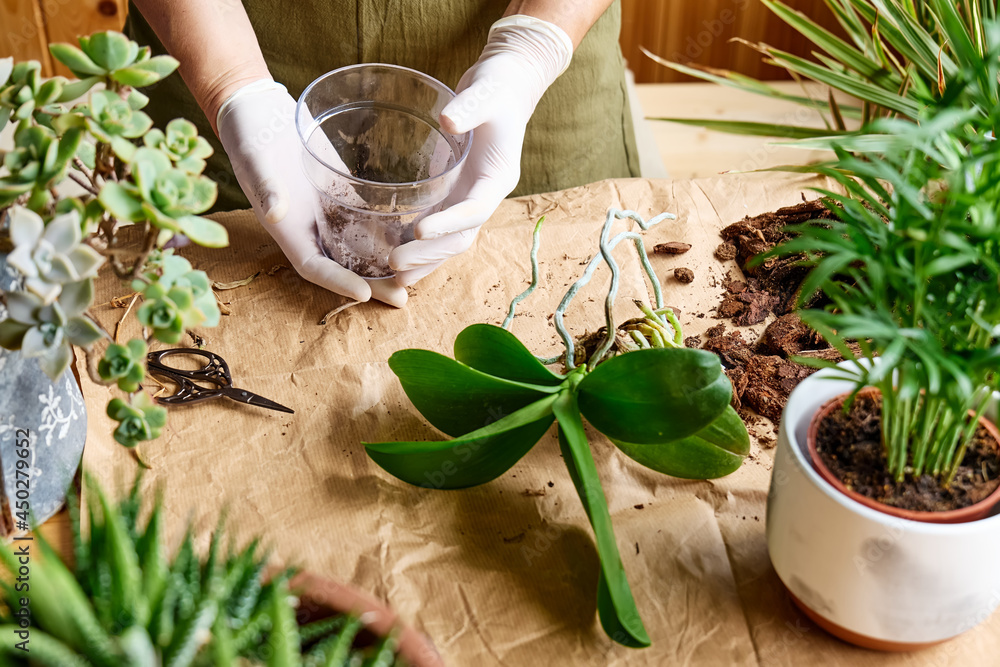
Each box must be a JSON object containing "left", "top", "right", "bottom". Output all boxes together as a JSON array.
[
  {"left": 0, "top": 279, "right": 105, "bottom": 378},
  {"left": 98, "top": 339, "right": 148, "bottom": 392},
  {"left": 0, "top": 59, "right": 99, "bottom": 133},
  {"left": 0, "top": 29, "right": 227, "bottom": 450},
  {"left": 99, "top": 147, "right": 225, "bottom": 247},
  {"left": 0, "top": 475, "right": 407, "bottom": 665},
  {"left": 55, "top": 89, "right": 154, "bottom": 164},
  {"left": 48, "top": 30, "right": 179, "bottom": 87},
  {"left": 6, "top": 207, "right": 103, "bottom": 304},
  {"left": 144, "top": 118, "right": 213, "bottom": 174},
  {"left": 0, "top": 125, "right": 83, "bottom": 211},
  {"left": 134, "top": 252, "right": 220, "bottom": 343},
  {"left": 106, "top": 393, "right": 166, "bottom": 447}
]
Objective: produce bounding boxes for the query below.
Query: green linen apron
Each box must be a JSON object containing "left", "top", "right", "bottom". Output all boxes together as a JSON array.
[{"left": 125, "top": 1, "right": 640, "bottom": 211}]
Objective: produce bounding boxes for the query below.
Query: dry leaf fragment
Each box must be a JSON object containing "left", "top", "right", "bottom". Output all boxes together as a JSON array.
[
  {"left": 319, "top": 300, "right": 361, "bottom": 325},
  {"left": 213, "top": 271, "right": 260, "bottom": 290},
  {"left": 111, "top": 292, "right": 139, "bottom": 308}
]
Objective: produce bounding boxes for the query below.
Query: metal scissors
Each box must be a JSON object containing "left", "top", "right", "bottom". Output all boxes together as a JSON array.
[{"left": 145, "top": 348, "right": 294, "bottom": 414}]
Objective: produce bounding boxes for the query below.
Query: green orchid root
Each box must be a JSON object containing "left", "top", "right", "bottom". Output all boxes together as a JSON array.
[{"left": 365, "top": 207, "right": 749, "bottom": 648}]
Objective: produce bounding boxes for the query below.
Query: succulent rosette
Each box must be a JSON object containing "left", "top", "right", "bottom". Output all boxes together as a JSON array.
[{"left": 6, "top": 207, "right": 103, "bottom": 304}]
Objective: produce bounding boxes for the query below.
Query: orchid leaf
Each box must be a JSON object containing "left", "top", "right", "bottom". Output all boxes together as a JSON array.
[
  {"left": 454, "top": 323, "right": 564, "bottom": 386},
  {"left": 388, "top": 349, "right": 558, "bottom": 437},
  {"left": 612, "top": 406, "right": 749, "bottom": 479},
  {"left": 577, "top": 348, "right": 731, "bottom": 444},
  {"left": 365, "top": 394, "right": 557, "bottom": 489},
  {"left": 553, "top": 392, "right": 650, "bottom": 648}
]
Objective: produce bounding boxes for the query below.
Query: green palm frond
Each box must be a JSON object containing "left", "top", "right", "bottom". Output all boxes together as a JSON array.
[{"left": 647, "top": 0, "right": 1000, "bottom": 149}]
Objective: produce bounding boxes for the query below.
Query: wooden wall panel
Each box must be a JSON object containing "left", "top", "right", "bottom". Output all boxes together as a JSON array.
[
  {"left": 621, "top": 0, "right": 844, "bottom": 83},
  {"left": 0, "top": 0, "right": 53, "bottom": 74},
  {"left": 44, "top": 0, "right": 128, "bottom": 77}
]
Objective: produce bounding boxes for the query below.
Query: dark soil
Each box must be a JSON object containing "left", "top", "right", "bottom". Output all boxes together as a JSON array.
[
  {"left": 700, "top": 199, "right": 848, "bottom": 426},
  {"left": 816, "top": 392, "right": 1000, "bottom": 512},
  {"left": 717, "top": 199, "right": 836, "bottom": 320},
  {"left": 703, "top": 316, "right": 842, "bottom": 423},
  {"left": 654, "top": 242, "right": 692, "bottom": 255},
  {"left": 674, "top": 267, "right": 695, "bottom": 283}
]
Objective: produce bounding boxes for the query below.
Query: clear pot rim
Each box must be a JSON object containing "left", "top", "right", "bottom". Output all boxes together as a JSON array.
[{"left": 295, "top": 63, "right": 473, "bottom": 189}]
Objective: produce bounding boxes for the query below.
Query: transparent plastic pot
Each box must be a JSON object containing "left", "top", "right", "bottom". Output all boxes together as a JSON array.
[{"left": 296, "top": 64, "right": 472, "bottom": 279}]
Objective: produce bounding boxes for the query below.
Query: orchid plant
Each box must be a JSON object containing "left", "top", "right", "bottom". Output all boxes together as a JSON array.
[
  {"left": 365, "top": 211, "right": 750, "bottom": 647},
  {"left": 0, "top": 31, "right": 227, "bottom": 448}
]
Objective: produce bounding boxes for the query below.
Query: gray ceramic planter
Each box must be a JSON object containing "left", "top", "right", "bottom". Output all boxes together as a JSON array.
[{"left": 0, "top": 251, "right": 86, "bottom": 538}]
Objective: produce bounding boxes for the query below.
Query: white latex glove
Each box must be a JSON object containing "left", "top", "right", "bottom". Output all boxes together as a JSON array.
[
  {"left": 388, "top": 15, "right": 574, "bottom": 287},
  {"left": 217, "top": 80, "right": 408, "bottom": 307}
]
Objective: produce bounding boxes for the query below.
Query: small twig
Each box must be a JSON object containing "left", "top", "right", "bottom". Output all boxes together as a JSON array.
[
  {"left": 502, "top": 216, "right": 545, "bottom": 330},
  {"left": 188, "top": 330, "right": 206, "bottom": 348},
  {"left": 72, "top": 156, "right": 100, "bottom": 189},
  {"left": 131, "top": 448, "right": 151, "bottom": 469},
  {"left": 319, "top": 300, "right": 361, "bottom": 325},
  {"left": 113, "top": 292, "right": 140, "bottom": 343},
  {"left": 83, "top": 344, "right": 115, "bottom": 386},
  {"left": 130, "top": 224, "right": 158, "bottom": 281},
  {"left": 67, "top": 172, "right": 100, "bottom": 197}
]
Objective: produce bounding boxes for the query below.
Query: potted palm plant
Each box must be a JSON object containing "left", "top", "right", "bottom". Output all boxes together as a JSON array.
[
  {"left": 0, "top": 475, "right": 441, "bottom": 666},
  {"left": 765, "top": 111, "right": 1000, "bottom": 649}
]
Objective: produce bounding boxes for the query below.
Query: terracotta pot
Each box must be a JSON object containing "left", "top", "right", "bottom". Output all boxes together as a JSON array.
[
  {"left": 290, "top": 570, "right": 443, "bottom": 667},
  {"left": 767, "top": 361, "right": 1000, "bottom": 651},
  {"left": 807, "top": 388, "right": 1000, "bottom": 524}
]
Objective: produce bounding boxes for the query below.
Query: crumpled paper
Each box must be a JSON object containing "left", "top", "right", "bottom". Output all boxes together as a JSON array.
[{"left": 79, "top": 173, "right": 1000, "bottom": 666}]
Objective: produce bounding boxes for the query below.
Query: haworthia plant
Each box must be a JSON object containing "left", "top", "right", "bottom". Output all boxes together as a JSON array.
[{"left": 0, "top": 474, "right": 409, "bottom": 666}]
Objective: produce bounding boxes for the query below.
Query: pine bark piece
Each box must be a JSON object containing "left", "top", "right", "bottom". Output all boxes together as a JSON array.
[{"left": 653, "top": 242, "right": 692, "bottom": 255}]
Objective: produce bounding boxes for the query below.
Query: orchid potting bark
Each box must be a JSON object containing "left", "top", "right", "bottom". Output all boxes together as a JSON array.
[{"left": 78, "top": 173, "right": 1000, "bottom": 667}]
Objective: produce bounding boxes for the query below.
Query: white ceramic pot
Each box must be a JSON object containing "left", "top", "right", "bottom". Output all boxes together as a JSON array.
[{"left": 766, "top": 362, "right": 1000, "bottom": 650}]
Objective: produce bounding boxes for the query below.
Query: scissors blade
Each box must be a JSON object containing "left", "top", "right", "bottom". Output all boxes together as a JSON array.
[{"left": 222, "top": 386, "right": 294, "bottom": 414}]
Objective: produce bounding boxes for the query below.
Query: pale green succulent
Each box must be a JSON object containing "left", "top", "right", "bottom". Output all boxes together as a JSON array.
[
  {"left": 99, "top": 147, "right": 226, "bottom": 247},
  {"left": 48, "top": 30, "right": 179, "bottom": 87},
  {"left": 134, "top": 254, "right": 219, "bottom": 344},
  {"left": 144, "top": 118, "right": 213, "bottom": 174},
  {"left": 98, "top": 339, "right": 147, "bottom": 392},
  {"left": 107, "top": 393, "right": 166, "bottom": 448},
  {"left": 6, "top": 207, "right": 104, "bottom": 304},
  {"left": 0, "top": 58, "right": 99, "bottom": 133},
  {"left": 0, "top": 279, "right": 105, "bottom": 379},
  {"left": 0, "top": 126, "right": 83, "bottom": 211},
  {"left": 54, "top": 89, "right": 153, "bottom": 164}
]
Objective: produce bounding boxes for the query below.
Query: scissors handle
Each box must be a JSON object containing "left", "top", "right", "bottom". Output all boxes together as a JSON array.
[{"left": 146, "top": 348, "right": 233, "bottom": 388}]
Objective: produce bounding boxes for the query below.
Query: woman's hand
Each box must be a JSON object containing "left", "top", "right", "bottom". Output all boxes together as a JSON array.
[{"left": 388, "top": 16, "right": 573, "bottom": 287}]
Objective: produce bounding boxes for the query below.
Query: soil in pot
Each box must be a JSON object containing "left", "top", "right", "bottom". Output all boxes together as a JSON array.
[{"left": 814, "top": 391, "right": 1000, "bottom": 514}]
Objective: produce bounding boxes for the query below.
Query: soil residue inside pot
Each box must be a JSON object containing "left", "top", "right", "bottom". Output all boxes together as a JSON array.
[{"left": 816, "top": 392, "right": 1000, "bottom": 512}]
